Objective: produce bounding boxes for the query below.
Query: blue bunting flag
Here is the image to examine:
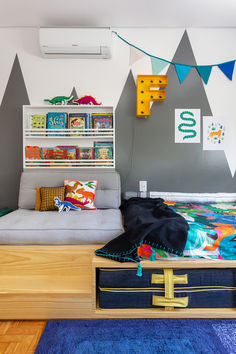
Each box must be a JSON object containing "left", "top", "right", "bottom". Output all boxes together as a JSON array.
[
  {"left": 218, "top": 61, "right": 235, "bottom": 80},
  {"left": 196, "top": 65, "right": 212, "bottom": 84},
  {"left": 175, "top": 64, "right": 192, "bottom": 84},
  {"left": 151, "top": 57, "right": 168, "bottom": 75}
]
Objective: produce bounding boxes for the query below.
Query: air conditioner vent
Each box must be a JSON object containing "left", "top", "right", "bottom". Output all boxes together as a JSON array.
[{"left": 39, "top": 27, "right": 112, "bottom": 59}]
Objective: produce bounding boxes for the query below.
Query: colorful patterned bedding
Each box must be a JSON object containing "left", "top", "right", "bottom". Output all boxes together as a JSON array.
[{"left": 138, "top": 201, "right": 236, "bottom": 260}]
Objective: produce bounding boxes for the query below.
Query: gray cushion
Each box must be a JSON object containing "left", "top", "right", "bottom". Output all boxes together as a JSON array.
[
  {"left": 0, "top": 209, "right": 123, "bottom": 245},
  {"left": 18, "top": 171, "right": 121, "bottom": 210}
]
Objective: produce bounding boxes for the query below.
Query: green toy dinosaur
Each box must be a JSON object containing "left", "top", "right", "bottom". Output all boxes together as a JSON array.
[{"left": 44, "top": 95, "right": 73, "bottom": 105}]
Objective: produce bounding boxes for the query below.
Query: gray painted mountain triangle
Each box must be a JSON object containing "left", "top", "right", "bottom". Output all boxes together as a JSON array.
[
  {"left": 0, "top": 55, "right": 30, "bottom": 209},
  {"left": 70, "top": 87, "right": 79, "bottom": 105},
  {"left": 115, "top": 30, "right": 236, "bottom": 193}
]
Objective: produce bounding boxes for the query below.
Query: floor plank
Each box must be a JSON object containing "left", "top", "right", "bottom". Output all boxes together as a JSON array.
[{"left": 0, "top": 321, "right": 46, "bottom": 353}]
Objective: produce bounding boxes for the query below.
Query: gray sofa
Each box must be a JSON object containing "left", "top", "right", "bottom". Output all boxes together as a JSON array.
[{"left": 0, "top": 171, "right": 123, "bottom": 244}]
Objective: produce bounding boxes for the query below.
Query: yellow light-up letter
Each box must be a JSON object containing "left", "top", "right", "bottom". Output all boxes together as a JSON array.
[{"left": 137, "top": 75, "right": 168, "bottom": 118}]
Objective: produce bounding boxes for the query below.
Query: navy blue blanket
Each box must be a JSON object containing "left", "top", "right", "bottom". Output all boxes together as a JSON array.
[{"left": 95, "top": 198, "right": 189, "bottom": 263}]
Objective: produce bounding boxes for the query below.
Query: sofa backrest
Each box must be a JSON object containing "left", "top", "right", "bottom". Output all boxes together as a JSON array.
[{"left": 18, "top": 171, "right": 121, "bottom": 209}]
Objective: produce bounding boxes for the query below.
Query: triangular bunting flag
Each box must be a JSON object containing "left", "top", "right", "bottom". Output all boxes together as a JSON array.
[
  {"left": 196, "top": 65, "right": 212, "bottom": 84},
  {"left": 175, "top": 64, "right": 191, "bottom": 84},
  {"left": 151, "top": 57, "right": 168, "bottom": 74},
  {"left": 129, "top": 47, "right": 146, "bottom": 66},
  {"left": 218, "top": 61, "right": 235, "bottom": 80}
]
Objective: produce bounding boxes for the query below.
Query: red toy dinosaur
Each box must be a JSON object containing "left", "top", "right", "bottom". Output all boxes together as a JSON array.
[{"left": 73, "top": 96, "right": 102, "bottom": 105}]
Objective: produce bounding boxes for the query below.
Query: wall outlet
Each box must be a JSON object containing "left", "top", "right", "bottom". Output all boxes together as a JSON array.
[{"left": 139, "top": 180, "right": 147, "bottom": 192}]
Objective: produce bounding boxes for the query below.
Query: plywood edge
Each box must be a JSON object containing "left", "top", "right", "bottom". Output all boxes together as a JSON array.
[
  {"left": 94, "top": 307, "right": 236, "bottom": 319},
  {"left": 92, "top": 255, "right": 236, "bottom": 268}
]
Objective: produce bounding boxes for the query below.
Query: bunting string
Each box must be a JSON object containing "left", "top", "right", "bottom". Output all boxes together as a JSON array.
[{"left": 112, "top": 31, "right": 235, "bottom": 84}]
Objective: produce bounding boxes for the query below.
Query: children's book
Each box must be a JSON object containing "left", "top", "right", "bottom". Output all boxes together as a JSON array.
[
  {"left": 93, "top": 141, "right": 113, "bottom": 148},
  {"left": 78, "top": 147, "right": 94, "bottom": 160},
  {"left": 53, "top": 148, "right": 68, "bottom": 160},
  {"left": 92, "top": 114, "right": 113, "bottom": 129},
  {"left": 57, "top": 146, "right": 77, "bottom": 160},
  {"left": 87, "top": 114, "right": 92, "bottom": 130},
  {"left": 29, "top": 115, "right": 46, "bottom": 136},
  {"left": 94, "top": 146, "right": 113, "bottom": 160},
  {"left": 91, "top": 114, "right": 113, "bottom": 136},
  {"left": 25, "top": 146, "right": 41, "bottom": 167},
  {"left": 47, "top": 112, "right": 67, "bottom": 136},
  {"left": 40, "top": 147, "right": 52, "bottom": 160},
  {"left": 69, "top": 113, "right": 88, "bottom": 136},
  {"left": 25, "top": 146, "right": 40, "bottom": 160}
]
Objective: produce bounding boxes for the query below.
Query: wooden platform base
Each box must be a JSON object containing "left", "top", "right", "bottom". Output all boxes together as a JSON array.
[
  {"left": 0, "top": 245, "right": 96, "bottom": 319},
  {"left": 0, "top": 245, "right": 236, "bottom": 319}
]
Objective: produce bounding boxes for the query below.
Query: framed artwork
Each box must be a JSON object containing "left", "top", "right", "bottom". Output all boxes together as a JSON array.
[
  {"left": 175, "top": 109, "right": 201, "bottom": 143},
  {"left": 203, "top": 116, "right": 227, "bottom": 150}
]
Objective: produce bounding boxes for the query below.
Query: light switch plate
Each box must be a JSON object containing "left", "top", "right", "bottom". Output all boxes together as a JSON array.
[{"left": 139, "top": 180, "right": 147, "bottom": 192}]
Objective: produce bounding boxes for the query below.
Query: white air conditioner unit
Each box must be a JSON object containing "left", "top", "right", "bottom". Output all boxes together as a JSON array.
[{"left": 39, "top": 27, "right": 112, "bottom": 59}]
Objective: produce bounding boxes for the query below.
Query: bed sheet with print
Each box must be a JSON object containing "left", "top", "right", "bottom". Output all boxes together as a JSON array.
[{"left": 138, "top": 201, "right": 236, "bottom": 260}]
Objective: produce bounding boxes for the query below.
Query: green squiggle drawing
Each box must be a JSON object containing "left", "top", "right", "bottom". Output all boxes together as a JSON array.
[{"left": 178, "top": 111, "right": 197, "bottom": 140}]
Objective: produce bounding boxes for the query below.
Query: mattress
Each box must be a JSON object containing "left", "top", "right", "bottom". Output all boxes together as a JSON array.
[{"left": 138, "top": 201, "right": 236, "bottom": 260}]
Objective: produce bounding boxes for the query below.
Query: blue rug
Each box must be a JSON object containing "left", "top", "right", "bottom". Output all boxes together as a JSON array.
[{"left": 36, "top": 319, "right": 236, "bottom": 354}]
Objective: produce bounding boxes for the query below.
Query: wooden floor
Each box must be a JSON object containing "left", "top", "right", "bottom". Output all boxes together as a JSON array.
[{"left": 0, "top": 321, "right": 46, "bottom": 353}]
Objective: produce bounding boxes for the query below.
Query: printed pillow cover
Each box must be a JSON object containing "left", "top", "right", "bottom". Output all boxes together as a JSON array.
[{"left": 64, "top": 179, "right": 97, "bottom": 210}]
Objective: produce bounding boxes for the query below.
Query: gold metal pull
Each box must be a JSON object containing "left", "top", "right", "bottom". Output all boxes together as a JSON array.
[{"left": 152, "top": 269, "right": 188, "bottom": 310}]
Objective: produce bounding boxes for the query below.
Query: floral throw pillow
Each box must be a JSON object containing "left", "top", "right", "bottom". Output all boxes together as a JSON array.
[{"left": 64, "top": 180, "right": 98, "bottom": 210}]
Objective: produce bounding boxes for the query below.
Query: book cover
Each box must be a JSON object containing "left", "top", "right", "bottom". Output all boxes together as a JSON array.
[
  {"left": 25, "top": 146, "right": 40, "bottom": 160},
  {"left": 47, "top": 112, "right": 67, "bottom": 136},
  {"left": 78, "top": 147, "right": 94, "bottom": 160},
  {"left": 93, "top": 141, "right": 113, "bottom": 148},
  {"left": 57, "top": 145, "right": 77, "bottom": 160},
  {"left": 91, "top": 114, "right": 113, "bottom": 136},
  {"left": 87, "top": 113, "right": 91, "bottom": 130},
  {"left": 92, "top": 115, "right": 113, "bottom": 129},
  {"left": 29, "top": 115, "right": 46, "bottom": 136},
  {"left": 94, "top": 146, "right": 113, "bottom": 160},
  {"left": 69, "top": 113, "right": 88, "bottom": 136},
  {"left": 53, "top": 148, "right": 68, "bottom": 160},
  {"left": 40, "top": 147, "right": 52, "bottom": 160}
]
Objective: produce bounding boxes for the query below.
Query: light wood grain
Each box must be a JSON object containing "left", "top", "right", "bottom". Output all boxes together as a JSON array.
[
  {"left": 0, "top": 320, "right": 46, "bottom": 353},
  {"left": 0, "top": 294, "right": 92, "bottom": 319},
  {"left": 0, "top": 275, "right": 90, "bottom": 294},
  {"left": 92, "top": 255, "right": 236, "bottom": 269},
  {"left": 1, "top": 245, "right": 236, "bottom": 319},
  {"left": 0, "top": 245, "right": 97, "bottom": 320},
  {"left": 94, "top": 307, "right": 236, "bottom": 319},
  {"left": 0, "top": 245, "right": 98, "bottom": 276}
]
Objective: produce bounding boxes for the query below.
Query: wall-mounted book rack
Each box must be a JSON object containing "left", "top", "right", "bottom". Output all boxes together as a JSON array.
[{"left": 23, "top": 105, "right": 115, "bottom": 169}]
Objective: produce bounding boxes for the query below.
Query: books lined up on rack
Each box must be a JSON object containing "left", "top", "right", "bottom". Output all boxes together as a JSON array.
[
  {"left": 40, "top": 146, "right": 77, "bottom": 160},
  {"left": 25, "top": 141, "right": 114, "bottom": 162},
  {"left": 28, "top": 113, "right": 113, "bottom": 136}
]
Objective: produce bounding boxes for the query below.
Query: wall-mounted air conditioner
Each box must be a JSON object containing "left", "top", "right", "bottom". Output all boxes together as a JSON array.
[{"left": 39, "top": 27, "right": 112, "bottom": 59}]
